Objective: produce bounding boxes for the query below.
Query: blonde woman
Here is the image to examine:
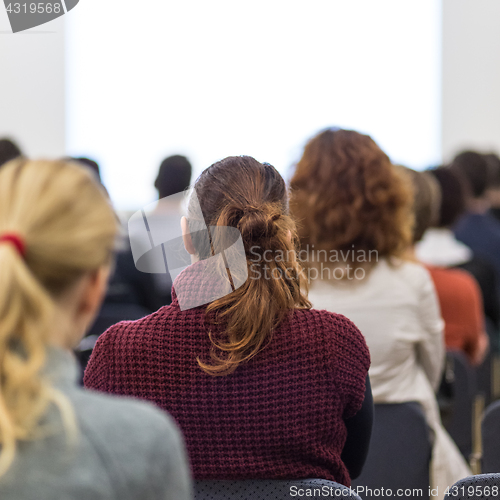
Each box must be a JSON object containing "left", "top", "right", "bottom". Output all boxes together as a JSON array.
[{"left": 0, "top": 159, "right": 192, "bottom": 500}]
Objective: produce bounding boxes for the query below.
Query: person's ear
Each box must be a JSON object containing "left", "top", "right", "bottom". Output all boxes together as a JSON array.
[
  {"left": 78, "top": 266, "right": 111, "bottom": 330},
  {"left": 181, "top": 216, "right": 196, "bottom": 255}
]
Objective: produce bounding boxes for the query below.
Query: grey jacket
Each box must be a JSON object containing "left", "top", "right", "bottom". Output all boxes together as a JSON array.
[{"left": 0, "top": 347, "right": 192, "bottom": 500}]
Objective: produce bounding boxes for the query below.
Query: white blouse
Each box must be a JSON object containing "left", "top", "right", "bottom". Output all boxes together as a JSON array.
[
  {"left": 416, "top": 227, "right": 472, "bottom": 267},
  {"left": 308, "top": 258, "right": 445, "bottom": 407}
]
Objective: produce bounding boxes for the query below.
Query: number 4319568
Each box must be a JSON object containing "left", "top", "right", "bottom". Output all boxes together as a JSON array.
[
  {"left": 6, "top": 3, "right": 62, "bottom": 14},
  {"left": 445, "top": 485, "right": 499, "bottom": 497}
]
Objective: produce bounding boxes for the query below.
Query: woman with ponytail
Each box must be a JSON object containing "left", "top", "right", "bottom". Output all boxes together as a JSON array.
[
  {"left": 84, "top": 156, "right": 371, "bottom": 487},
  {"left": 0, "top": 159, "right": 191, "bottom": 500}
]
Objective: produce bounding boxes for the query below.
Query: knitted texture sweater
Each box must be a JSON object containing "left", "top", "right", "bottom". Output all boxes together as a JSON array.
[{"left": 84, "top": 268, "right": 370, "bottom": 487}]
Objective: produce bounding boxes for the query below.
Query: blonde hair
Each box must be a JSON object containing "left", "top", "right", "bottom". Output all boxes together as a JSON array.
[
  {"left": 396, "top": 166, "right": 441, "bottom": 243},
  {"left": 0, "top": 159, "right": 118, "bottom": 476}
]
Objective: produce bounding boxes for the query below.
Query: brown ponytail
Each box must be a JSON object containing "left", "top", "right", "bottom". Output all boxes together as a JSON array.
[{"left": 187, "top": 156, "right": 310, "bottom": 375}]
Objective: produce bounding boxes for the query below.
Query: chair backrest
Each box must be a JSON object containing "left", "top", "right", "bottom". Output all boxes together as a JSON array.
[
  {"left": 443, "top": 474, "right": 500, "bottom": 499},
  {"left": 475, "top": 318, "right": 497, "bottom": 406},
  {"left": 352, "top": 402, "right": 431, "bottom": 500},
  {"left": 194, "top": 479, "right": 362, "bottom": 500},
  {"left": 445, "top": 350, "right": 476, "bottom": 460},
  {"left": 482, "top": 400, "right": 500, "bottom": 473}
]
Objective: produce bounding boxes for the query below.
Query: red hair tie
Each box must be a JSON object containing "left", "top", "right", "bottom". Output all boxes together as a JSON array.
[{"left": 0, "top": 233, "right": 26, "bottom": 258}]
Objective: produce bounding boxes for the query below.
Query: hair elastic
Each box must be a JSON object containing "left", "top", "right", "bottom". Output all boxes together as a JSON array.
[{"left": 0, "top": 233, "right": 26, "bottom": 258}]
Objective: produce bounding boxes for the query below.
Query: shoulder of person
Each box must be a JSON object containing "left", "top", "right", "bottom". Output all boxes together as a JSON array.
[
  {"left": 69, "top": 389, "right": 191, "bottom": 499},
  {"left": 388, "top": 258, "right": 435, "bottom": 292},
  {"left": 431, "top": 265, "right": 479, "bottom": 289},
  {"left": 94, "top": 305, "right": 176, "bottom": 346},
  {"left": 73, "top": 388, "right": 183, "bottom": 456},
  {"left": 295, "top": 308, "right": 370, "bottom": 367},
  {"left": 295, "top": 307, "right": 362, "bottom": 334}
]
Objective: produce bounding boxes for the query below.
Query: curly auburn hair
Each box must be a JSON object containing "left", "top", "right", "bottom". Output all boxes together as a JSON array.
[{"left": 290, "top": 128, "right": 414, "bottom": 262}]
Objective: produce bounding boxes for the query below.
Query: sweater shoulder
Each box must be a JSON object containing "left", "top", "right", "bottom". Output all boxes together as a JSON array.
[
  {"left": 294, "top": 307, "right": 365, "bottom": 337},
  {"left": 97, "top": 304, "right": 175, "bottom": 343},
  {"left": 83, "top": 305, "right": 177, "bottom": 389},
  {"left": 292, "top": 308, "right": 370, "bottom": 367}
]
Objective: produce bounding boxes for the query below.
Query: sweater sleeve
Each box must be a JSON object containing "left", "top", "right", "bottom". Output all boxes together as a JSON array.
[
  {"left": 416, "top": 269, "right": 445, "bottom": 391},
  {"left": 341, "top": 375, "right": 373, "bottom": 480}
]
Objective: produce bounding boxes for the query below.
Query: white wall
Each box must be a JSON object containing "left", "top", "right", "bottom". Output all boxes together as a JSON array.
[
  {"left": 0, "top": 10, "right": 65, "bottom": 157},
  {"left": 2, "top": 1, "right": 500, "bottom": 178},
  {"left": 442, "top": 0, "right": 500, "bottom": 162},
  {"left": 65, "top": 1, "right": 442, "bottom": 210}
]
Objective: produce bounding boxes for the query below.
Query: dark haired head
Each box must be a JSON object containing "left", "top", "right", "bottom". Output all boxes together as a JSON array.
[
  {"left": 62, "top": 156, "right": 108, "bottom": 196},
  {"left": 187, "top": 155, "right": 310, "bottom": 375},
  {"left": 427, "top": 166, "right": 467, "bottom": 227},
  {"left": 0, "top": 139, "right": 22, "bottom": 167},
  {"left": 155, "top": 155, "right": 192, "bottom": 199},
  {"left": 450, "top": 151, "right": 490, "bottom": 199},
  {"left": 72, "top": 157, "right": 101, "bottom": 182},
  {"left": 484, "top": 153, "right": 500, "bottom": 189}
]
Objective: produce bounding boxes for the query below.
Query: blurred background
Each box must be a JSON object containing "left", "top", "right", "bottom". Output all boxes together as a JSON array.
[{"left": 0, "top": 0, "right": 499, "bottom": 211}]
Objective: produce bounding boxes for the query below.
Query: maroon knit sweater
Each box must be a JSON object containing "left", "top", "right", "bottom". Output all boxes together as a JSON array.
[{"left": 84, "top": 267, "right": 370, "bottom": 486}]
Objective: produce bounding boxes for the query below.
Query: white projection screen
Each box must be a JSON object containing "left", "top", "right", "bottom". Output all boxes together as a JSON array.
[{"left": 66, "top": 1, "right": 441, "bottom": 211}]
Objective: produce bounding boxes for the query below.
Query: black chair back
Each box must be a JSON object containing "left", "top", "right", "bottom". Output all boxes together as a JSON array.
[
  {"left": 475, "top": 318, "right": 498, "bottom": 406},
  {"left": 482, "top": 400, "right": 500, "bottom": 473},
  {"left": 352, "top": 402, "right": 432, "bottom": 500},
  {"left": 445, "top": 350, "right": 477, "bottom": 460},
  {"left": 194, "top": 479, "right": 362, "bottom": 500}
]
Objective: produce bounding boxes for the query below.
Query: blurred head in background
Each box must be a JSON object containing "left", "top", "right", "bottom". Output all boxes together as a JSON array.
[
  {"left": 0, "top": 139, "right": 22, "bottom": 168},
  {"left": 414, "top": 166, "right": 473, "bottom": 268},
  {"left": 427, "top": 167, "right": 467, "bottom": 229},
  {"left": 155, "top": 155, "right": 192, "bottom": 200},
  {"left": 70, "top": 157, "right": 101, "bottom": 182},
  {"left": 398, "top": 166, "right": 441, "bottom": 244},
  {"left": 63, "top": 157, "right": 108, "bottom": 198},
  {"left": 449, "top": 151, "right": 490, "bottom": 211},
  {"left": 485, "top": 153, "right": 500, "bottom": 216}
]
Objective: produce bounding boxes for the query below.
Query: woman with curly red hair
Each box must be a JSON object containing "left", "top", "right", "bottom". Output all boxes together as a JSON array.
[{"left": 290, "top": 128, "right": 470, "bottom": 496}]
